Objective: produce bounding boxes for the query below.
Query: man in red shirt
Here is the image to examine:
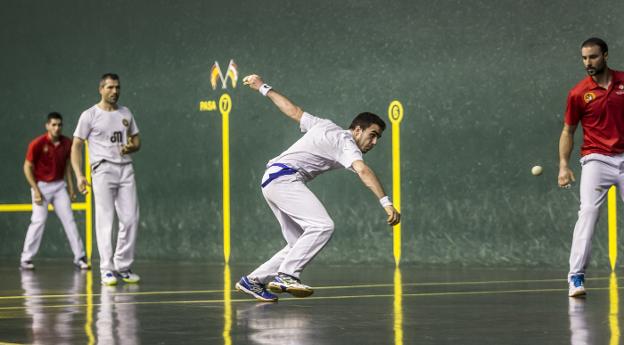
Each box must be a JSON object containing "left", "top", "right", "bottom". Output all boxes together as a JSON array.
[
  {"left": 559, "top": 37, "right": 624, "bottom": 297},
  {"left": 20, "top": 112, "right": 89, "bottom": 270}
]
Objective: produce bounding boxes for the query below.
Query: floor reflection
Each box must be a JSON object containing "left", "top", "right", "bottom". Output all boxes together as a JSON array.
[
  {"left": 21, "top": 269, "right": 85, "bottom": 345},
  {"left": 609, "top": 273, "right": 620, "bottom": 345},
  {"left": 223, "top": 264, "right": 232, "bottom": 345},
  {"left": 568, "top": 273, "right": 621, "bottom": 345},
  {"left": 394, "top": 266, "right": 403, "bottom": 345},
  {"left": 96, "top": 284, "right": 140, "bottom": 344},
  {"left": 568, "top": 297, "right": 590, "bottom": 345},
  {"left": 236, "top": 303, "right": 314, "bottom": 345},
  {"left": 85, "top": 270, "right": 95, "bottom": 345}
]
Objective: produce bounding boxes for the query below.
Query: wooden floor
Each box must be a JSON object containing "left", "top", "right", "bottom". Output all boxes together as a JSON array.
[{"left": 0, "top": 260, "right": 620, "bottom": 345}]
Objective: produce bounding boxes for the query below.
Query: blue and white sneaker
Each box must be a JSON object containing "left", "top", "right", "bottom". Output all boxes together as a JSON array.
[
  {"left": 101, "top": 271, "right": 118, "bottom": 286},
  {"left": 235, "top": 276, "right": 278, "bottom": 302},
  {"left": 568, "top": 274, "right": 586, "bottom": 297},
  {"left": 267, "top": 273, "right": 314, "bottom": 298}
]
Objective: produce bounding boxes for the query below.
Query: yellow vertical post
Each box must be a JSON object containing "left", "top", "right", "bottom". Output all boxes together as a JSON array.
[
  {"left": 609, "top": 272, "right": 620, "bottom": 345},
  {"left": 388, "top": 100, "right": 404, "bottom": 267},
  {"left": 219, "top": 93, "right": 232, "bottom": 264},
  {"left": 85, "top": 142, "right": 93, "bottom": 264},
  {"left": 223, "top": 264, "right": 232, "bottom": 345},
  {"left": 608, "top": 186, "right": 617, "bottom": 270}
]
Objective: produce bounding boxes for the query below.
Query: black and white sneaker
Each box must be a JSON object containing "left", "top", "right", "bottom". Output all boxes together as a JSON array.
[
  {"left": 74, "top": 257, "right": 91, "bottom": 270},
  {"left": 117, "top": 269, "right": 141, "bottom": 284},
  {"left": 20, "top": 260, "right": 35, "bottom": 270}
]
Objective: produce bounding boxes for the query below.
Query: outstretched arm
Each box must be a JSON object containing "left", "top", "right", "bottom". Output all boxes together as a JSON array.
[
  {"left": 243, "top": 74, "right": 304, "bottom": 123},
  {"left": 558, "top": 124, "right": 577, "bottom": 188},
  {"left": 352, "top": 160, "right": 401, "bottom": 226}
]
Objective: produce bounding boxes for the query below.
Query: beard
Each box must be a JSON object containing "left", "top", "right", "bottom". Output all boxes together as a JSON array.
[{"left": 586, "top": 64, "right": 605, "bottom": 76}]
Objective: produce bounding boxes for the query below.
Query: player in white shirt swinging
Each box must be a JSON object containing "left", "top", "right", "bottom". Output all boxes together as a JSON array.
[{"left": 236, "top": 74, "right": 401, "bottom": 302}]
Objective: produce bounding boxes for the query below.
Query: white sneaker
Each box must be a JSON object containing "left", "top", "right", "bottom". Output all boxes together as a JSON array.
[
  {"left": 74, "top": 257, "right": 91, "bottom": 270},
  {"left": 101, "top": 271, "right": 118, "bottom": 286},
  {"left": 117, "top": 270, "right": 141, "bottom": 284},
  {"left": 20, "top": 260, "right": 35, "bottom": 270},
  {"left": 267, "top": 273, "right": 314, "bottom": 297}
]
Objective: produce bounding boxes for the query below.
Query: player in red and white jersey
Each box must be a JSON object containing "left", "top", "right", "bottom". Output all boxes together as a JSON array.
[
  {"left": 559, "top": 37, "right": 624, "bottom": 297},
  {"left": 20, "top": 112, "right": 88, "bottom": 270}
]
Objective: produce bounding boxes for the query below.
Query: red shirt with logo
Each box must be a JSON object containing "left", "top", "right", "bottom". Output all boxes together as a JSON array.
[
  {"left": 25, "top": 134, "right": 72, "bottom": 182},
  {"left": 565, "top": 69, "right": 624, "bottom": 156}
]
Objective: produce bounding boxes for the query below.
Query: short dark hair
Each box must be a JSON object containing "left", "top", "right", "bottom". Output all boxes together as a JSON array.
[
  {"left": 99, "top": 73, "right": 120, "bottom": 87},
  {"left": 46, "top": 112, "right": 63, "bottom": 123},
  {"left": 349, "top": 112, "right": 386, "bottom": 131},
  {"left": 581, "top": 37, "right": 608, "bottom": 54}
]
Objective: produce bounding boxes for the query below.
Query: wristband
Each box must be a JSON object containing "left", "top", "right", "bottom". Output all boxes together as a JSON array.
[
  {"left": 379, "top": 196, "right": 393, "bottom": 207},
  {"left": 259, "top": 84, "right": 272, "bottom": 96}
]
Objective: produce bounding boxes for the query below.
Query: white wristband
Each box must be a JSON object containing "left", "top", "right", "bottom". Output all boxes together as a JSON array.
[
  {"left": 379, "top": 196, "right": 393, "bottom": 208},
  {"left": 259, "top": 84, "right": 272, "bottom": 96}
]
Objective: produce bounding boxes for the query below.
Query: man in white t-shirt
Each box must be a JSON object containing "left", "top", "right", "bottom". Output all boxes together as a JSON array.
[
  {"left": 235, "top": 74, "right": 401, "bottom": 302},
  {"left": 71, "top": 73, "right": 141, "bottom": 286}
]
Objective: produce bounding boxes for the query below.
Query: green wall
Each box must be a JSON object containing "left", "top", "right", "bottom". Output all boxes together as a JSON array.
[{"left": 1, "top": 0, "right": 622, "bottom": 267}]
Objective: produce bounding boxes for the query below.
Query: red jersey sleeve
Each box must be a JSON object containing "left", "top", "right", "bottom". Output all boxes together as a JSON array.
[
  {"left": 25, "top": 138, "right": 40, "bottom": 163},
  {"left": 564, "top": 91, "right": 582, "bottom": 126}
]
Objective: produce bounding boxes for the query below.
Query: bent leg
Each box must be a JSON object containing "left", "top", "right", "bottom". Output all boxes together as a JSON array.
[{"left": 263, "top": 180, "right": 334, "bottom": 279}]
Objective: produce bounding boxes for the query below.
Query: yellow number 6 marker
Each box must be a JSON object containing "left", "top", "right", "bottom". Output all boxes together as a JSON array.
[{"left": 388, "top": 100, "right": 403, "bottom": 266}]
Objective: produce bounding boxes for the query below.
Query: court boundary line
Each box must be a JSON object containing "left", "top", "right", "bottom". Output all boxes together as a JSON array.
[{"left": 0, "top": 285, "right": 621, "bottom": 312}]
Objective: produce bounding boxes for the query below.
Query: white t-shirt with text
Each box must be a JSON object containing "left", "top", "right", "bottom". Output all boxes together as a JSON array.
[{"left": 73, "top": 105, "right": 139, "bottom": 165}]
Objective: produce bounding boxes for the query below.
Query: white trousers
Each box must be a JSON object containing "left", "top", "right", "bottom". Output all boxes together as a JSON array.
[
  {"left": 569, "top": 153, "right": 624, "bottom": 277},
  {"left": 249, "top": 169, "right": 334, "bottom": 284},
  {"left": 21, "top": 180, "right": 85, "bottom": 263},
  {"left": 91, "top": 161, "right": 139, "bottom": 273}
]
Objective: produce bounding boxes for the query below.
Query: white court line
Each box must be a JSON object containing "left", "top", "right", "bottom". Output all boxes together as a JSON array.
[{"left": 0, "top": 285, "right": 620, "bottom": 312}]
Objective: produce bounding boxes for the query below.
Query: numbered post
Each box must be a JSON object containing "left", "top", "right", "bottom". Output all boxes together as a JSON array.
[
  {"left": 219, "top": 93, "right": 232, "bottom": 263},
  {"left": 388, "top": 100, "right": 404, "bottom": 267}
]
